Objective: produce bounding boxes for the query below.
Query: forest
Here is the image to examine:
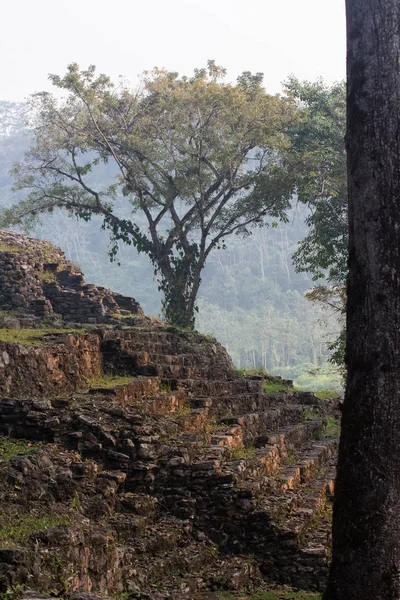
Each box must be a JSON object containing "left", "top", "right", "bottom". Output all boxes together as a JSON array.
[{"left": 0, "top": 71, "right": 345, "bottom": 391}]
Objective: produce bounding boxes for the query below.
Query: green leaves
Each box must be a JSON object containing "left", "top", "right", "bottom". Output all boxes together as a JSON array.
[
  {"left": 285, "top": 77, "right": 347, "bottom": 285},
  {"left": 4, "top": 62, "right": 297, "bottom": 327}
]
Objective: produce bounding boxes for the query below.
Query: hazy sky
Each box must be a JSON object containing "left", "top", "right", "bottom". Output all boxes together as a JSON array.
[{"left": 2, "top": 0, "right": 345, "bottom": 101}]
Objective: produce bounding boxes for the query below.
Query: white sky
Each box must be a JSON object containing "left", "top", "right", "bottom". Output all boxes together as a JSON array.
[{"left": 2, "top": 0, "right": 345, "bottom": 101}]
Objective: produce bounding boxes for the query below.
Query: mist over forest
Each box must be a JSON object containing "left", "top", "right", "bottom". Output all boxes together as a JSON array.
[{"left": 0, "top": 99, "right": 341, "bottom": 391}]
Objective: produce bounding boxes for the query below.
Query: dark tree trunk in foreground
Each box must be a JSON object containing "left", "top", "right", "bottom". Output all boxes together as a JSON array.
[{"left": 324, "top": 2, "right": 400, "bottom": 599}]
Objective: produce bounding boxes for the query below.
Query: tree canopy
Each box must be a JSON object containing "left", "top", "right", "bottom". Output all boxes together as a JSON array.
[
  {"left": 284, "top": 78, "right": 347, "bottom": 369},
  {"left": 286, "top": 77, "right": 347, "bottom": 285},
  {"left": 3, "top": 61, "right": 297, "bottom": 327}
]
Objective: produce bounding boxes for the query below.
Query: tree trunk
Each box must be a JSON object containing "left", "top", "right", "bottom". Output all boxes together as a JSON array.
[
  {"left": 161, "top": 281, "right": 194, "bottom": 329},
  {"left": 324, "top": 2, "right": 400, "bottom": 599}
]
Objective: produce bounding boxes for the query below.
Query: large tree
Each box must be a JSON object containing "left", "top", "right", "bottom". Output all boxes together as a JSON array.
[
  {"left": 3, "top": 62, "right": 295, "bottom": 327},
  {"left": 324, "top": 1, "right": 400, "bottom": 598}
]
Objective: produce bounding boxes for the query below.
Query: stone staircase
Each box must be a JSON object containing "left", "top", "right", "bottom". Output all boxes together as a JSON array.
[{"left": 0, "top": 326, "right": 339, "bottom": 598}]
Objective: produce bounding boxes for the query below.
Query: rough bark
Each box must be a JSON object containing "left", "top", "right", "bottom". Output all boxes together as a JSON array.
[{"left": 324, "top": 1, "right": 400, "bottom": 599}]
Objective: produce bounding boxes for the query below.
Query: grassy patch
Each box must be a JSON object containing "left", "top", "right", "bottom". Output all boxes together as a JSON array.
[
  {"left": 263, "top": 381, "right": 291, "bottom": 394},
  {"left": 161, "top": 381, "right": 173, "bottom": 393},
  {"left": 164, "top": 325, "right": 192, "bottom": 334},
  {"left": 238, "top": 366, "right": 268, "bottom": 378},
  {"left": 238, "top": 368, "right": 291, "bottom": 394},
  {"left": 198, "top": 332, "right": 218, "bottom": 343},
  {"left": 231, "top": 444, "right": 256, "bottom": 460},
  {"left": 37, "top": 271, "right": 57, "bottom": 283},
  {"left": 174, "top": 405, "right": 192, "bottom": 417},
  {"left": 303, "top": 407, "right": 319, "bottom": 419},
  {"left": 287, "top": 453, "right": 298, "bottom": 466},
  {"left": 322, "top": 417, "right": 340, "bottom": 438},
  {"left": 0, "top": 584, "right": 26, "bottom": 600},
  {"left": 159, "top": 432, "right": 178, "bottom": 443},
  {"left": 84, "top": 374, "right": 134, "bottom": 389},
  {"left": 0, "top": 328, "right": 85, "bottom": 346},
  {"left": 314, "top": 389, "right": 339, "bottom": 399},
  {"left": 218, "top": 591, "right": 321, "bottom": 600},
  {"left": 0, "top": 243, "right": 21, "bottom": 253},
  {"left": 110, "top": 312, "right": 137, "bottom": 320},
  {"left": 0, "top": 439, "right": 36, "bottom": 461},
  {"left": 0, "top": 310, "right": 17, "bottom": 318},
  {"left": 0, "top": 511, "right": 71, "bottom": 546}
]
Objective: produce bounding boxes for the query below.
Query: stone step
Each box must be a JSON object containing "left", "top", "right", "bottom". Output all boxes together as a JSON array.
[
  {"left": 267, "top": 437, "right": 338, "bottom": 494},
  {"left": 191, "top": 392, "right": 271, "bottom": 419},
  {"left": 158, "top": 406, "right": 313, "bottom": 471},
  {"left": 281, "top": 463, "right": 335, "bottom": 542},
  {"left": 133, "top": 351, "right": 203, "bottom": 367},
  {"left": 225, "top": 420, "right": 326, "bottom": 482},
  {"left": 155, "top": 365, "right": 224, "bottom": 380},
  {"left": 115, "top": 492, "right": 159, "bottom": 517},
  {"left": 176, "top": 407, "right": 210, "bottom": 433},
  {"left": 86, "top": 376, "right": 162, "bottom": 404},
  {"left": 196, "top": 455, "right": 336, "bottom": 558},
  {"left": 154, "top": 420, "right": 332, "bottom": 522},
  {"left": 216, "top": 404, "right": 306, "bottom": 444},
  {"left": 225, "top": 437, "right": 336, "bottom": 510},
  {"left": 111, "top": 340, "right": 208, "bottom": 355},
  {"left": 86, "top": 385, "right": 187, "bottom": 416},
  {"left": 178, "top": 378, "right": 260, "bottom": 397}
]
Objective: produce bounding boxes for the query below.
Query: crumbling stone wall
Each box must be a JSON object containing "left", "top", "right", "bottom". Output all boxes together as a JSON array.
[
  {"left": 0, "top": 333, "right": 102, "bottom": 397},
  {"left": 0, "top": 328, "right": 236, "bottom": 398},
  {"left": 0, "top": 230, "right": 143, "bottom": 324}
]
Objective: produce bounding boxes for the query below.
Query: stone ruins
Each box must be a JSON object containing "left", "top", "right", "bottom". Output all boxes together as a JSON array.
[{"left": 0, "top": 231, "right": 339, "bottom": 600}]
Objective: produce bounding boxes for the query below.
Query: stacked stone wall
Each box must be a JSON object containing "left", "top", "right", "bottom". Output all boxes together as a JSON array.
[
  {"left": 0, "top": 230, "right": 143, "bottom": 325},
  {"left": 0, "top": 334, "right": 102, "bottom": 397}
]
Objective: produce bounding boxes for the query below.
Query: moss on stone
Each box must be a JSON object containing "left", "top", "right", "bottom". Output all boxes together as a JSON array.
[
  {"left": 0, "top": 328, "right": 85, "bottom": 346},
  {"left": 0, "top": 511, "right": 72, "bottom": 546},
  {"left": 37, "top": 271, "right": 57, "bottom": 283},
  {"left": 263, "top": 381, "right": 292, "bottom": 393},
  {"left": 321, "top": 417, "right": 340, "bottom": 438},
  {"left": 84, "top": 374, "right": 134, "bottom": 390},
  {"left": 0, "top": 438, "right": 36, "bottom": 461},
  {"left": 231, "top": 444, "right": 256, "bottom": 460},
  {"left": 0, "top": 243, "right": 21, "bottom": 253}
]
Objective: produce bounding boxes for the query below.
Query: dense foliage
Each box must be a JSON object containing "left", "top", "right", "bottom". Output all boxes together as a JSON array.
[
  {"left": 0, "top": 86, "right": 343, "bottom": 390},
  {"left": 284, "top": 79, "right": 347, "bottom": 370},
  {"left": 2, "top": 63, "right": 297, "bottom": 328}
]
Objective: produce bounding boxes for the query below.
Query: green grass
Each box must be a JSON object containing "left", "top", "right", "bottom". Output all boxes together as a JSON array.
[
  {"left": 231, "top": 444, "right": 256, "bottom": 460},
  {"left": 37, "top": 271, "right": 57, "bottom": 283},
  {"left": 314, "top": 389, "right": 339, "bottom": 399},
  {"left": 0, "top": 439, "right": 36, "bottom": 461},
  {"left": 218, "top": 591, "right": 321, "bottom": 600},
  {"left": 159, "top": 432, "right": 178, "bottom": 443},
  {"left": 263, "top": 381, "right": 291, "bottom": 393},
  {"left": 238, "top": 366, "right": 268, "bottom": 377},
  {"left": 0, "top": 583, "right": 26, "bottom": 600},
  {"left": 322, "top": 417, "right": 340, "bottom": 438},
  {"left": 0, "top": 310, "right": 17, "bottom": 318},
  {"left": 84, "top": 373, "right": 134, "bottom": 389},
  {"left": 161, "top": 381, "right": 173, "bottom": 393},
  {"left": 287, "top": 453, "right": 298, "bottom": 466},
  {"left": 110, "top": 312, "right": 136, "bottom": 320},
  {"left": 237, "top": 368, "right": 291, "bottom": 394},
  {"left": 303, "top": 407, "right": 319, "bottom": 419},
  {"left": 0, "top": 511, "right": 71, "bottom": 546},
  {"left": 174, "top": 405, "right": 192, "bottom": 417},
  {"left": 0, "top": 243, "right": 21, "bottom": 253},
  {"left": 0, "top": 328, "right": 85, "bottom": 346}
]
